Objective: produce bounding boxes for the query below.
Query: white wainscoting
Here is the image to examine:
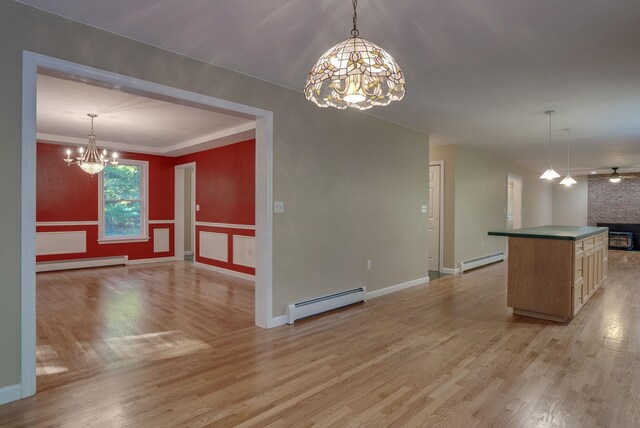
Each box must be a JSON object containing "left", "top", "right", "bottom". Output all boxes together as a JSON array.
[
  {"left": 199, "top": 231, "right": 228, "bottom": 262},
  {"left": 233, "top": 235, "right": 256, "bottom": 268},
  {"left": 153, "top": 228, "right": 170, "bottom": 253},
  {"left": 36, "top": 231, "right": 86, "bottom": 256}
]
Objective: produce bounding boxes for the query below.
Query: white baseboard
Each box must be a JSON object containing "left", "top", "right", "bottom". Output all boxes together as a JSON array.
[
  {"left": 268, "top": 315, "right": 287, "bottom": 328},
  {"left": 440, "top": 267, "right": 460, "bottom": 275},
  {"left": 366, "top": 276, "right": 430, "bottom": 300},
  {"left": 0, "top": 383, "right": 21, "bottom": 405},
  {"left": 36, "top": 256, "right": 127, "bottom": 272},
  {"left": 458, "top": 252, "right": 504, "bottom": 274},
  {"left": 193, "top": 261, "right": 255, "bottom": 281},
  {"left": 127, "top": 256, "right": 177, "bottom": 265}
]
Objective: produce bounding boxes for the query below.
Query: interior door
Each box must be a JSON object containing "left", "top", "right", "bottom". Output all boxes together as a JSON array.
[{"left": 428, "top": 165, "right": 441, "bottom": 271}]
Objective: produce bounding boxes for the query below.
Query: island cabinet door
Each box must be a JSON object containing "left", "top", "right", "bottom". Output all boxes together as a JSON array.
[{"left": 573, "top": 253, "right": 584, "bottom": 316}]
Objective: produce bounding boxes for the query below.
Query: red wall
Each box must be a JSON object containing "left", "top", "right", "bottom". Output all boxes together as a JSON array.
[
  {"left": 175, "top": 139, "right": 255, "bottom": 225},
  {"left": 36, "top": 143, "right": 175, "bottom": 262},
  {"left": 36, "top": 140, "right": 256, "bottom": 276},
  {"left": 176, "top": 139, "right": 256, "bottom": 274}
]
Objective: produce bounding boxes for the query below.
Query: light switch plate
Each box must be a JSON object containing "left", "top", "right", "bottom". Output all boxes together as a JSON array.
[
  {"left": 421, "top": 205, "right": 428, "bottom": 213},
  {"left": 274, "top": 201, "right": 284, "bottom": 213}
]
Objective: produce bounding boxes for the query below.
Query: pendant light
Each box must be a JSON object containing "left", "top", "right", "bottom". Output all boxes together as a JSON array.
[
  {"left": 304, "top": 0, "right": 406, "bottom": 110},
  {"left": 559, "top": 128, "right": 577, "bottom": 186},
  {"left": 609, "top": 167, "right": 621, "bottom": 183},
  {"left": 540, "top": 110, "right": 560, "bottom": 180}
]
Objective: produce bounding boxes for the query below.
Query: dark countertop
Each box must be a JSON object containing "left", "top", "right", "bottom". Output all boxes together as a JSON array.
[{"left": 488, "top": 225, "right": 608, "bottom": 241}]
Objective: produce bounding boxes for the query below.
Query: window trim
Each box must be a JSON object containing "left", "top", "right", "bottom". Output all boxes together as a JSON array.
[{"left": 98, "top": 159, "right": 149, "bottom": 243}]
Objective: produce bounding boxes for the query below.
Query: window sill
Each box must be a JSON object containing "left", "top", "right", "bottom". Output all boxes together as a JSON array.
[{"left": 98, "top": 237, "right": 150, "bottom": 244}]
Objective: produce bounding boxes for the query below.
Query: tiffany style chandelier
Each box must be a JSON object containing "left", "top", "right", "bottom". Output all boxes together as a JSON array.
[
  {"left": 64, "top": 113, "right": 119, "bottom": 175},
  {"left": 304, "top": 0, "right": 406, "bottom": 110}
]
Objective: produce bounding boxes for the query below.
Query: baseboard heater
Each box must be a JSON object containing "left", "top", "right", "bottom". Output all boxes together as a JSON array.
[
  {"left": 286, "top": 287, "right": 367, "bottom": 324},
  {"left": 458, "top": 252, "right": 504, "bottom": 274},
  {"left": 36, "top": 256, "right": 128, "bottom": 273}
]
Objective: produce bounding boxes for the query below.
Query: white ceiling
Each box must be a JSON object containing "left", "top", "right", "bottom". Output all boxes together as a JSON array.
[
  {"left": 21, "top": 0, "right": 640, "bottom": 172},
  {"left": 36, "top": 74, "right": 255, "bottom": 156}
]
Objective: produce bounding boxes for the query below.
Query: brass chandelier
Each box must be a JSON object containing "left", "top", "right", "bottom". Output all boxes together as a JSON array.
[{"left": 64, "top": 113, "right": 119, "bottom": 175}]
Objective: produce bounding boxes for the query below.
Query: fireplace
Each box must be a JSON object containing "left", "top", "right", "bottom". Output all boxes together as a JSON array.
[
  {"left": 597, "top": 223, "right": 640, "bottom": 251},
  {"left": 609, "top": 232, "right": 634, "bottom": 250}
]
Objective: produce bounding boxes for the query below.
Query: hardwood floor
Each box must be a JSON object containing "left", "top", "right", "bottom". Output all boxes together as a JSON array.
[
  {"left": 1, "top": 251, "right": 639, "bottom": 427},
  {"left": 36, "top": 262, "right": 255, "bottom": 391}
]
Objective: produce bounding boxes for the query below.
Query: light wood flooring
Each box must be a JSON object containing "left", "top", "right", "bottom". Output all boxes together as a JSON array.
[
  {"left": 36, "top": 262, "right": 255, "bottom": 391},
  {"left": 1, "top": 251, "right": 639, "bottom": 427}
]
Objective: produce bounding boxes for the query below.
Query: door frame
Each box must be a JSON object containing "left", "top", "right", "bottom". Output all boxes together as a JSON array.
[
  {"left": 174, "top": 162, "right": 197, "bottom": 261},
  {"left": 429, "top": 161, "right": 445, "bottom": 272},
  {"left": 21, "top": 51, "right": 275, "bottom": 399}
]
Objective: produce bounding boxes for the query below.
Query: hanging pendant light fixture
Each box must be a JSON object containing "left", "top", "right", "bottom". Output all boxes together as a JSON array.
[
  {"left": 540, "top": 110, "right": 560, "bottom": 180},
  {"left": 304, "top": 0, "right": 406, "bottom": 110},
  {"left": 609, "top": 167, "right": 622, "bottom": 183},
  {"left": 559, "top": 128, "right": 577, "bottom": 186},
  {"left": 63, "top": 114, "right": 119, "bottom": 175}
]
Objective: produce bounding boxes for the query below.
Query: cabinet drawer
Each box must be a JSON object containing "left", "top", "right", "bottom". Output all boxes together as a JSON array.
[
  {"left": 575, "top": 240, "right": 584, "bottom": 254},
  {"left": 595, "top": 233, "right": 605, "bottom": 244}
]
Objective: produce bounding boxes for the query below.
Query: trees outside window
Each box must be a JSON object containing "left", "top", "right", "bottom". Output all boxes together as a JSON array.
[{"left": 99, "top": 160, "right": 148, "bottom": 241}]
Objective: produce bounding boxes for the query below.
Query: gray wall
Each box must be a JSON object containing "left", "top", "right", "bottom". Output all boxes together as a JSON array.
[
  {"left": 430, "top": 144, "right": 553, "bottom": 269},
  {"left": 553, "top": 176, "right": 588, "bottom": 227},
  {"left": 0, "top": 2, "right": 429, "bottom": 389}
]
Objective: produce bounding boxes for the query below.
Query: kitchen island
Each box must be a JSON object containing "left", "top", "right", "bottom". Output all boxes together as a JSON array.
[{"left": 488, "top": 226, "right": 608, "bottom": 322}]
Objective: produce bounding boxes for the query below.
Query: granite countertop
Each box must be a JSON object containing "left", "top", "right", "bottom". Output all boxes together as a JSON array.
[{"left": 488, "top": 225, "right": 608, "bottom": 241}]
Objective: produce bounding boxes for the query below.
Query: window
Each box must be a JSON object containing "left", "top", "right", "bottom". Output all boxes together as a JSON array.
[{"left": 99, "top": 160, "right": 149, "bottom": 242}]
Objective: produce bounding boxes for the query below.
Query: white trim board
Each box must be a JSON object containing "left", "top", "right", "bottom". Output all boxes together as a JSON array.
[
  {"left": 366, "top": 276, "right": 430, "bottom": 300},
  {"left": 127, "top": 256, "right": 177, "bottom": 265},
  {"left": 21, "top": 51, "right": 274, "bottom": 404},
  {"left": 36, "top": 256, "right": 127, "bottom": 272},
  {"left": 440, "top": 267, "right": 460, "bottom": 275},
  {"left": 148, "top": 220, "right": 175, "bottom": 224},
  {"left": 194, "top": 261, "right": 255, "bottom": 281},
  {"left": 195, "top": 221, "right": 256, "bottom": 230},
  {"left": 0, "top": 384, "right": 22, "bottom": 406},
  {"left": 36, "top": 221, "right": 98, "bottom": 226}
]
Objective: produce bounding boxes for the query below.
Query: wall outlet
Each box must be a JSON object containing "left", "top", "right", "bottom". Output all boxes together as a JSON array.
[
  {"left": 274, "top": 201, "right": 284, "bottom": 213},
  {"left": 195, "top": 204, "right": 200, "bottom": 212},
  {"left": 421, "top": 204, "right": 428, "bottom": 213},
  {"left": 367, "top": 259, "right": 372, "bottom": 270}
]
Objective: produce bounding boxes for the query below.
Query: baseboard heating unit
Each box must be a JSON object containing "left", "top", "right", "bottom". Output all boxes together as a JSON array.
[
  {"left": 286, "top": 287, "right": 367, "bottom": 324},
  {"left": 36, "top": 256, "right": 128, "bottom": 273},
  {"left": 458, "top": 252, "right": 504, "bottom": 274}
]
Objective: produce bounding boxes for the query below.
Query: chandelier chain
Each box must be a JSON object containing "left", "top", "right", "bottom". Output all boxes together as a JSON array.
[{"left": 351, "top": 0, "right": 359, "bottom": 37}]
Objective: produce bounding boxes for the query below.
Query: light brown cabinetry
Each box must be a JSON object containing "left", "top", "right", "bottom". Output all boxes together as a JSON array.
[
  {"left": 572, "top": 232, "right": 608, "bottom": 317},
  {"left": 503, "top": 230, "right": 608, "bottom": 322}
]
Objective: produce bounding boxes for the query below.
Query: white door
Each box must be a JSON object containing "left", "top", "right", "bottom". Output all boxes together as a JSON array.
[
  {"left": 507, "top": 174, "right": 523, "bottom": 230},
  {"left": 428, "top": 165, "right": 441, "bottom": 271}
]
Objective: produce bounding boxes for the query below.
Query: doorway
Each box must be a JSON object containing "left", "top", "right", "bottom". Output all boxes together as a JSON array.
[
  {"left": 428, "top": 162, "right": 444, "bottom": 275},
  {"left": 507, "top": 174, "right": 523, "bottom": 230},
  {"left": 175, "top": 163, "right": 196, "bottom": 262},
  {"left": 21, "top": 51, "right": 275, "bottom": 400}
]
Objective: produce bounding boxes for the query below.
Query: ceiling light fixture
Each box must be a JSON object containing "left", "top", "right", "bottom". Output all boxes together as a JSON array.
[
  {"left": 64, "top": 114, "right": 119, "bottom": 175},
  {"left": 609, "top": 167, "right": 622, "bottom": 183},
  {"left": 540, "top": 110, "right": 560, "bottom": 180},
  {"left": 304, "top": 0, "right": 406, "bottom": 110},
  {"left": 559, "top": 128, "right": 577, "bottom": 186}
]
